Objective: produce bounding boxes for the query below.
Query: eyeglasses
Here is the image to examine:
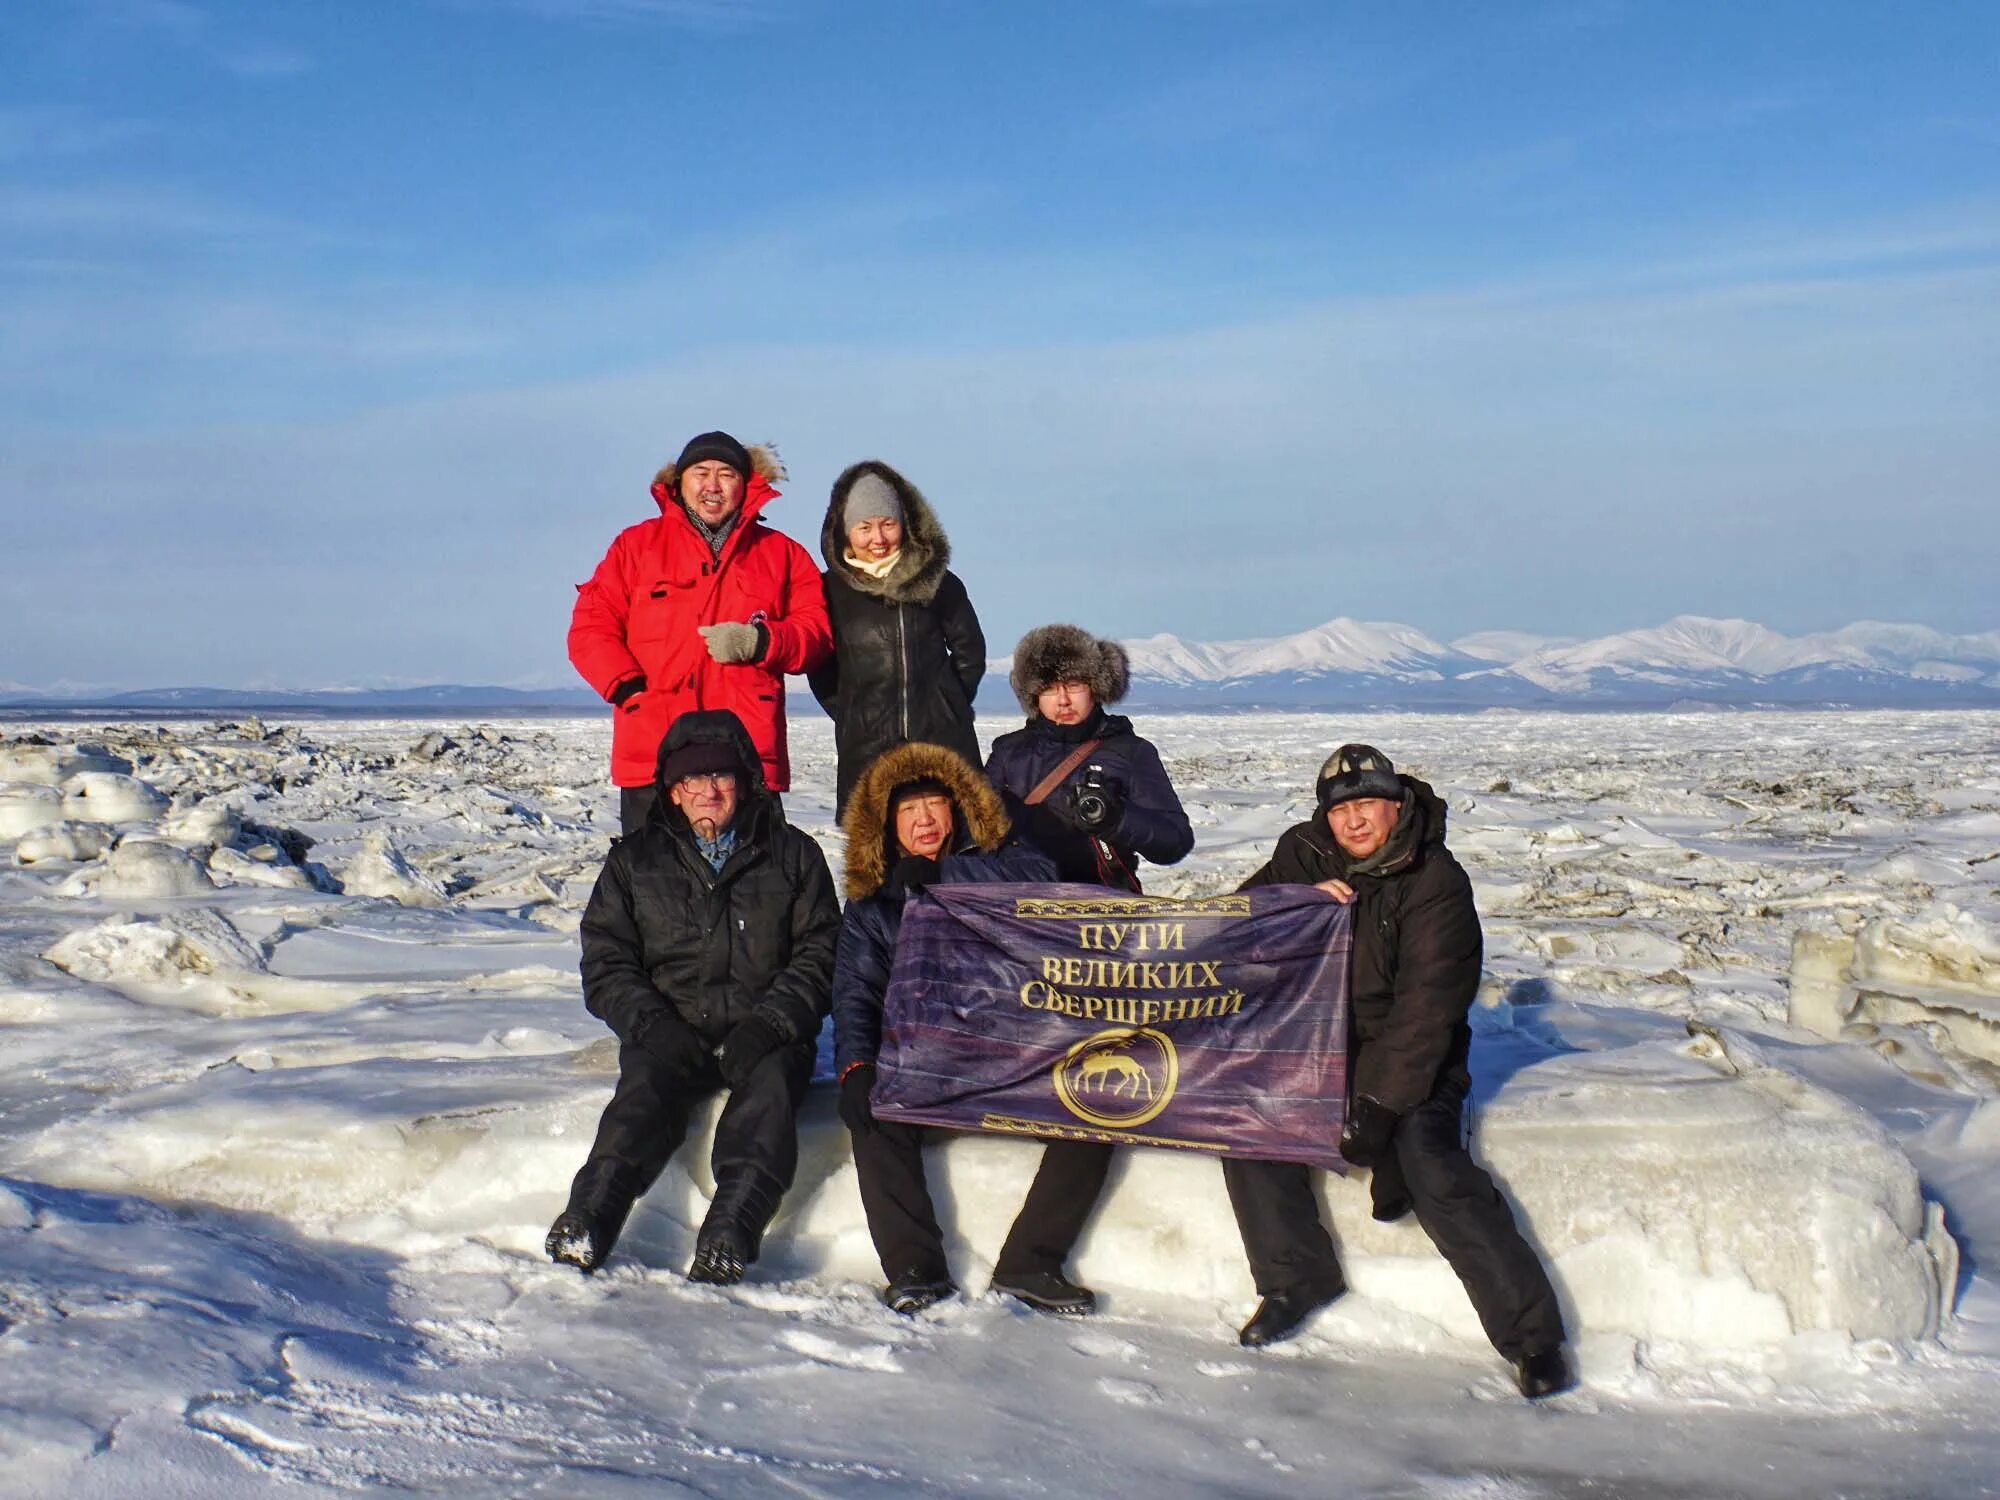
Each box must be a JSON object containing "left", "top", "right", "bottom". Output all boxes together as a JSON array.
[{"left": 676, "top": 772, "right": 736, "bottom": 792}]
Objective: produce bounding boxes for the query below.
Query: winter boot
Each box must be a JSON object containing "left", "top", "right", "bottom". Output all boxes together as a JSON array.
[
  {"left": 1238, "top": 1280, "right": 1344, "bottom": 1349},
  {"left": 546, "top": 1158, "right": 641, "bottom": 1273},
  {"left": 688, "top": 1171, "right": 781, "bottom": 1285},
  {"left": 990, "top": 1269, "right": 1096, "bottom": 1317},
  {"left": 883, "top": 1272, "right": 957, "bottom": 1315},
  {"left": 1514, "top": 1345, "right": 1576, "bottom": 1400}
]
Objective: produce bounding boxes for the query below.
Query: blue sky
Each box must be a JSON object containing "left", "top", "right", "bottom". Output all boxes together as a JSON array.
[{"left": 2, "top": 0, "right": 1996, "bottom": 689}]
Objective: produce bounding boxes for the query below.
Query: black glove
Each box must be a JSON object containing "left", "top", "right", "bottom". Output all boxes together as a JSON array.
[
  {"left": 1339, "top": 1095, "right": 1401, "bottom": 1169},
  {"left": 888, "top": 855, "right": 940, "bottom": 896},
  {"left": 838, "top": 1063, "right": 878, "bottom": 1136},
  {"left": 717, "top": 1013, "right": 786, "bottom": 1089},
  {"left": 1073, "top": 776, "right": 1125, "bottom": 832},
  {"left": 611, "top": 675, "right": 648, "bottom": 709},
  {"left": 637, "top": 1010, "right": 710, "bottom": 1078}
]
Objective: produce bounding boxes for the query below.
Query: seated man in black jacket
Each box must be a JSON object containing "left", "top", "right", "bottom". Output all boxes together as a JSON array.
[
  {"left": 547, "top": 709, "right": 840, "bottom": 1283},
  {"left": 1225, "top": 745, "right": 1574, "bottom": 1400},
  {"left": 831, "top": 741, "right": 1056, "bottom": 1312}
]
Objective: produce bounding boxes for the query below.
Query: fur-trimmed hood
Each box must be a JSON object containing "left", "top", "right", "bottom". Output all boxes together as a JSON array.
[
  {"left": 820, "top": 460, "right": 953, "bottom": 606},
  {"left": 1008, "top": 623, "right": 1131, "bottom": 714},
  {"left": 649, "top": 442, "right": 787, "bottom": 515},
  {"left": 839, "top": 740, "right": 1008, "bottom": 901}
]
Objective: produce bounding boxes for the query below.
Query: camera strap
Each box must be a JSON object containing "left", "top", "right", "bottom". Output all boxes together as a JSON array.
[{"left": 1022, "top": 739, "right": 1103, "bottom": 806}]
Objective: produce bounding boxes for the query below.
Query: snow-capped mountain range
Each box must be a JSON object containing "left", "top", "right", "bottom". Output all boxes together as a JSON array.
[
  {"left": 1004, "top": 616, "right": 2000, "bottom": 709},
  {"left": 6, "top": 618, "right": 1999, "bottom": 713}
]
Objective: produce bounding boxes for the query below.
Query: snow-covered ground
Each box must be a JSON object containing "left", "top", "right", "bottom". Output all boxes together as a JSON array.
[{"left": 2, "top": 710, "right": 1998, "bottom": 1497}]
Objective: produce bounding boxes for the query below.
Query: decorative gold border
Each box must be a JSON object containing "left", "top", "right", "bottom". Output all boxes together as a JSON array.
[
  {"left": 1013, "top": 895, "right": 1251, "bottom": 920},
  {"left": 1051, "top": 1026, "right": 1178, "bottom": 1129}
]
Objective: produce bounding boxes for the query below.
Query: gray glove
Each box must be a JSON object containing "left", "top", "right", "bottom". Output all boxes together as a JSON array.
[{"left": 699, "top": 622, "right": 764, "bottom": 665}]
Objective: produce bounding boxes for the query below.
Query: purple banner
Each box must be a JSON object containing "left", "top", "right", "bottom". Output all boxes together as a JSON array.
[{"left": 871, "top": 883, "right": 1352, "bottom": 1169}]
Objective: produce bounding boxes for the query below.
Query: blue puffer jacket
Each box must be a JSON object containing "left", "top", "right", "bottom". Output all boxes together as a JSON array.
[
  {"left": 830, "top": 741, "right": 1057, "bottom": 1074},
  {"left": 983, "top": 709, "right": 1194, "bottom": 887}
]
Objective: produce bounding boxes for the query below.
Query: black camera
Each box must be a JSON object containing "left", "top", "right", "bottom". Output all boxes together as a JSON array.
[{"left": 1073, "top": 765, "right": 1114, "bottom": 829}]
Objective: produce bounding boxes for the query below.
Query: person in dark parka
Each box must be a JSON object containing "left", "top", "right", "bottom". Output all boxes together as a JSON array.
[
  {"left": 1225, "top": 744, "right": 1573, "bottom": 1400},
  {"left": 982, "top": 624, "right": 1195, "bottom": 1315},
  {"left": 808, "top": 460, "right": 986, "bottom": 816},
  {"left": 546, "top": 709, "right": 840, "bottom": 1284},
  {"left": 831, "top": 741, "right": 1058, "bottom": 1312}
]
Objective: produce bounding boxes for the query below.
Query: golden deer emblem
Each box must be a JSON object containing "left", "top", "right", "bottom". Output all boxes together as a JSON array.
[{"left": 1075, "top": 1045, "right": 1155, "bottom": 1101}]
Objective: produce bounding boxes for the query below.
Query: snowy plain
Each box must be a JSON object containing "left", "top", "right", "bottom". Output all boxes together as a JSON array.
[{"left": 1, "top": 708, "right": 1997, "bottom": 1498}]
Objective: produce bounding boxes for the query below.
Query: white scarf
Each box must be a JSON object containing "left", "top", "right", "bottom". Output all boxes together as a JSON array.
[{"left": 844, "top": 548, "right": 901, "bottom": 580}]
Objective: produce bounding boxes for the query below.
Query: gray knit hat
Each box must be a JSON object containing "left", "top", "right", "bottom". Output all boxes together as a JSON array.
[{"left": 842, "top": 472, "right": 903, "bottom": 531}]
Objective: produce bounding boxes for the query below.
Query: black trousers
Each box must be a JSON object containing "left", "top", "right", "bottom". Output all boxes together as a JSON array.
[
  {"left": 619, "top": 785, "right": 658, "bottom": 837},
  {"left": 850, "top": 1119, "right": 952, "bottom": 1282},
  {"left": 1224, "top": 1078, "right": 1566, "bottom": 1359},
  {"left": 993, "top": 1140, "right": 1116, "bottom": 1278},
  {"left": 570, "top": 1036, "right": 816, "bottom": 1237}
]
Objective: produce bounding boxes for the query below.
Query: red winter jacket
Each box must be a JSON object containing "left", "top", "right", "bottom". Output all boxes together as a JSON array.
[{"left": 568, "top": 447, "right": 832, "bottom": 791}]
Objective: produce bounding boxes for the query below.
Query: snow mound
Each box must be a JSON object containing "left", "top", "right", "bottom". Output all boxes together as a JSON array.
[
  {"left": 158, "top": 800, "right": 243, "bottom": 851},
  {"left": 26, "top": 1029, "right": 1952, "bottom": 1359},
  {"left": 0, "top": 742, "right": 130, "bottom": 784},
  {"left": 208, "top": 845, "right": 317, "bottom": 890},
  {"left": 57, "top": 839, "right": 215, "bottom": 899},
  {"left": 12, "top": 821, "right": 114, "bottom": 866},
  {"left": 45, "top": 908, "right": 267, "bottom": 986},
  {"left": 341, "top": 832, "right": 444, "bottom": 906},
  {"left": 59, "top": 772, "right": 168, "bottom": 824},
  {"left": 1473, "top": 1027, "right": 1953, "bottom": 1346},
  {"left": 0, "top": 784, "right": 64, "bottom": 839},
  {"left": 1790, "top": 907, "right": 2000, "bottom": 1091}
]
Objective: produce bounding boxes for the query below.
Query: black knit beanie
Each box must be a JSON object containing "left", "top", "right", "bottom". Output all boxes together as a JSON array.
[
  {"left": 1316, "top": 744, "right": 1404, "bottom": 813},
  {"left": 675, "top": 430, "right": 753, "bottom": 480}
]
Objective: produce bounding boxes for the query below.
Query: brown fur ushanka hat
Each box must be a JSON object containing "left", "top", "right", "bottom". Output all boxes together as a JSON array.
[{"left": 1008, "top": 623, "right": 1131, "bottom": 714}]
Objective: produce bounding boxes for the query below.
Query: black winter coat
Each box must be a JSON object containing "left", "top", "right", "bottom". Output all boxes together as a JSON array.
[
  {"left": 984, "top": 709, "right": 1193, "bottom": 887},
  {"left": 1240, "top": 776, "right": 1480, "bottom": 1115},
  {"left": 580, "top": 712, "right": 840, "bottom": 1052},
  {"left": 807, "top": 461, "right": 986, "bottom": 814}
]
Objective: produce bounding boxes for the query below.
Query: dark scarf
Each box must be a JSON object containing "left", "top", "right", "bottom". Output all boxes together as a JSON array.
[
  {"left": 681, "top": 503, "right": 740, "bottom": 558},
  {"left": 1032, "top": 706, "right": 1108, "bottom": 744},
  {"left": 1344, "top": 789, "right": 1421, "bottom": 878}
]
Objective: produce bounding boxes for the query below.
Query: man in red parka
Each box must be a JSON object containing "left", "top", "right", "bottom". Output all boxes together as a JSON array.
[{"left": 569, "top": 431, "right": 833, "bottom": 831}]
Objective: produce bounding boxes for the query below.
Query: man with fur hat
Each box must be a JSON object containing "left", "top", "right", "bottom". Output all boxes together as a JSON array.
[
  {"left": 808, "top": 460, "right": 987, "bottom": 816},
  {"left": 569, "top": 430, "right": 833, "bottom": 831},
  {"left": 1224, "top": 744, "right": 1573, "bottom": 1399},
  {"left": 831, "top": 741, "right": 1056, "bottom": 1312},
  {"left": 980, "top": 623, "right": 1195, "bottom": 1315},
  {"left": 546, "top": 709, "right": 840, "bottom": 1284}
]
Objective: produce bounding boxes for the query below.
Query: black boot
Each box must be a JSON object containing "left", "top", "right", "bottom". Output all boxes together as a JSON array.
[
  {"left": 1514, "top": 1345, "right": 1576, "bottom": 1400},
  {"left": 687, "top": 1233, "right": 749, "bottom": 1286},
  {"left": 1238, "top": 1281, "right": 1343, "bottom": 1348},
  {"left": 883, "top": 1274, "right": 957, "bottom": 1315},
  {"left": 990, "top": 1269, "right": 1096, "bottom": 1316},
  {"left": 688, "top": 1172, "right": 781, "bottom": 1285},
  {"left": 547, "top": 1158, "right": 641, "bottom": 1273}
]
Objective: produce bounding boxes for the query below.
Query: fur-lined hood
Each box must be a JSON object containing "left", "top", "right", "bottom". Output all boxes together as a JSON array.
[
  {"left": 1008, "top": 623, "right": 1131, "bottom": 714},
  {"left": 649, "top": 443, "right": 787, "bottom": 515},
  {"left": 819, "top": 460, "right": 953, "bottom": 606},
  {"left": 839, "top": 740, "right": 1008, "bottom": 901}
]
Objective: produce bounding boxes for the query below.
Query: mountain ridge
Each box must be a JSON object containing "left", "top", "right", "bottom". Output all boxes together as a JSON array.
[{"left": 6, "top": 616, "right": 1999, "bottom": 712}]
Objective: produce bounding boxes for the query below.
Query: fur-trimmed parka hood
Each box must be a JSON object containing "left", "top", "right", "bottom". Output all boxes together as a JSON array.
[
  {"left": 649, "top": 442, "right": 787, "bottom": 515},
  {"left": 820, "top": 460, "right": 953, "bottom": 606},
  {"left": 1008, "top": 623, "right": 1131, "bottom": 714},
  {"left": 839, "top": 740, "right": 1009, "bottom": 901}
]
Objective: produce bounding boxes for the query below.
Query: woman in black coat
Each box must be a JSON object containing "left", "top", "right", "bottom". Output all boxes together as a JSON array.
[
  {"left": 830, "top": 741, "right": 1056, "bottom": 1312},
  {"left": 982, "top": 623, "right": 1194, "bottom": 1316},
  {"left": 808, "top": 461, "right": 986, "bottom": 815}
]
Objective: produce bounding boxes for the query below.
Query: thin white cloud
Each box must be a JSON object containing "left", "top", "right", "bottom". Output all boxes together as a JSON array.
[
  {"left": 440, "top": 0, "right": 775, "bottom": 27},
  {"left": 0, "top": 106, "right": 155, "bottom": 162}
]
